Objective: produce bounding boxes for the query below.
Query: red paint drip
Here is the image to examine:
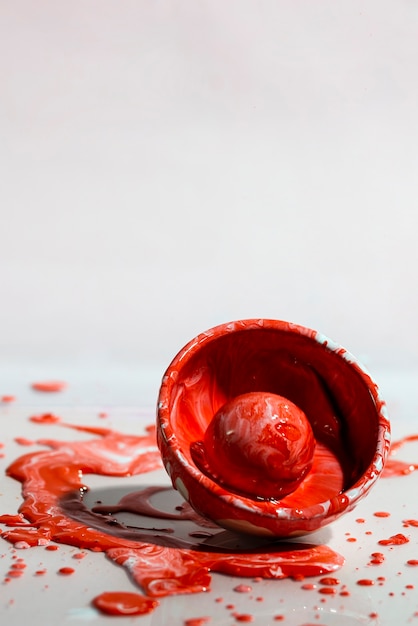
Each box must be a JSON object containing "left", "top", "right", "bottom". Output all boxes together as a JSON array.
[
  {"left": 92, "top": 591, "right": 159, "bottom": 616},
  {"left": 374, "top": 511, "right": 390, "bottom": 517},
  {"left": 378, "top": 533, "right": 409, "bottom": 546},
  {"left": 1, "top": 419, "right": 345, "bottom": 614},
  {"left": 406, "top": 559, "right": 418, "bottom": 566},
  {"left": 14, "top": 437, "right": 35, "bottom": 446},
  {"left": 357, "top": 579, "right": 375, "bottom": 586},
  {"left": 31, "top": 381, "right": 67, "bottom": 393},
  {"left": 383, "top": 435, "right": 418, "bottom": 477}
]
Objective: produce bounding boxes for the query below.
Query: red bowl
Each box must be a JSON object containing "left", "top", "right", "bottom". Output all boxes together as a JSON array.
[{"left": 156, "top": 319, "right": 391, "bottom": 537}]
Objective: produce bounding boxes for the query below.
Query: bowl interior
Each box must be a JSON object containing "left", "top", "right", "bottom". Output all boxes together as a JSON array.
[{"left": 166, "top": 325, "right": 380, "bottom": 495}]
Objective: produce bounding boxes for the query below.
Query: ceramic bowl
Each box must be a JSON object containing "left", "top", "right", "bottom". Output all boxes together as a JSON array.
[{"left": 156, "top": 319, "right": 391, "bottom": 537}]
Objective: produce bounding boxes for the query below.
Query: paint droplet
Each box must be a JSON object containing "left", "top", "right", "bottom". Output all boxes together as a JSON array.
[
  {"left": 92, "top": 591, "right": 159, "bottom": 616},
  {"left": 378, "top": 533, "right": 409, "bottom": 546},
  {"left": 318, "top": 577, "right": 340, "bottom": 585},
  {"left": 1, "top": 395, "right": 16, "bottom": 403},
  {"left": 357, "top": 579, "right": 375, "bottom": 586},
  {"left": 374, "top": 511, "right": 391, "bottom": 517},
  {"left": 31, "top": 381, "right": 67, "bottom": 393},
  {"left": 30, "top": 413, "right": 61, "bottom": 424},
  {"left": 58, "top": 567, "right": 75, "bottom": 575}
]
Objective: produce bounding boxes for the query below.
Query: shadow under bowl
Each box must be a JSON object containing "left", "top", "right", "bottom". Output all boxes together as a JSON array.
[{"left": 156, "top": 319, "right": 391, "bottom": 537}]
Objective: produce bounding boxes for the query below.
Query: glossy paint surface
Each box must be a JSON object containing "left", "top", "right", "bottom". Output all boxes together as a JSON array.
[{"left": 157, "top": 319, "right": 391, "bottom": 536}]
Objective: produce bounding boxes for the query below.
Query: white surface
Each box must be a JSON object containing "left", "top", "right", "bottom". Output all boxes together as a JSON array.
[
  {"left": 1, "top": 1, "right": 418, "bottom": 371},
  {"left": 0, "top": 369, "right": 418, "bottom": 625}
]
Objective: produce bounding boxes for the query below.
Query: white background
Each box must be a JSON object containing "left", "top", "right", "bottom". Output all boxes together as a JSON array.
[{"left": 1, "top": 0, "right": 418, "bottom": 393}]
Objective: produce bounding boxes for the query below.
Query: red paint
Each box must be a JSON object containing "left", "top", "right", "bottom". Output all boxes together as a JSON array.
[
  {"left": 192, "top": 392, "right": 315, "bottom": 500},
  {"left": 406, "top": 559, "right": 418, "bottom": 566},
  {"left": 233, "top": 584, "right": 252, "bottom": 593},
  {"left": 184, "top": 619, "right": 210, "bottom": 626},
  {"left": 369, "top": 552, "right": 385, "bottom": 565},
  {"left": 357, "top": 579, "right": 375, "bottom": 586},
  {"left": 30, "top": 413, "right": 61, "bottom": 424},
  {"left": 301, "top": 583, "right": 317, "bottom": 590},
  {"left": 58, "top": 567, "right": 75, "bottom": 575},
  {"left": 14, "top": 437, "right": 35, "bottom": 446},
  {"left": 92, "top": 591, "right": 159, "bottom": 616},
  {"left": 157, "top": 319, "right": 390, "bottom": 537},
  {"left": 31, "top": 381, "right": 67, "bottom": 393},
  {"left": 378, "top": 533, "right": 409, "bottom": 546},
  {"left": 374, "top": 511, "right": 390, "bottom": 517},
  {"left": 1, "top": 418, "right": 345, "bottom": 608},
  {"left": 1, "top": 395, "right": 16, "bottom": 403},
  {"left": 318, "top": 576, "right": 340, "bottom": 585},
  {"left": 318, "top": 586, "right": 337, "bottom": 595},
  {"left": 403, "top": 519, "right": 418, "bottom": 528},
  {"left": 234, "top": 615, "right": 254, "bottom": 623}
]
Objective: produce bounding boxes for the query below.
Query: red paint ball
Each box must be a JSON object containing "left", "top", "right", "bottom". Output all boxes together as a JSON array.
[
  {"left": 92, "top": 591, "right": 159, "bottom": 616},
  {"left": 346, "top": 537, "right": 357, "bottom": 542},
  {"left": 193, "top": 392, "right": 315, "bottom": 501},
  {"left": 374, "top": 511, "right": 390, "bottom": 517},
  {"left": 407, "top": 560, "right": 418, "bottom": 566},
  {"left": 356, "top": 518, "right": 366, "bottom": 523},
  {"left": 378, "top": 533, "right": 409, "bottom": 546},
  {"left": 31, "top": 381, "right": 67, "bottom": 393}
]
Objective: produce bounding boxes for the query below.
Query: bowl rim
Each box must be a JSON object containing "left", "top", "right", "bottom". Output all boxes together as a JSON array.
[{"left": 157, "top": 318, "right": 391, "bottom": 526}]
